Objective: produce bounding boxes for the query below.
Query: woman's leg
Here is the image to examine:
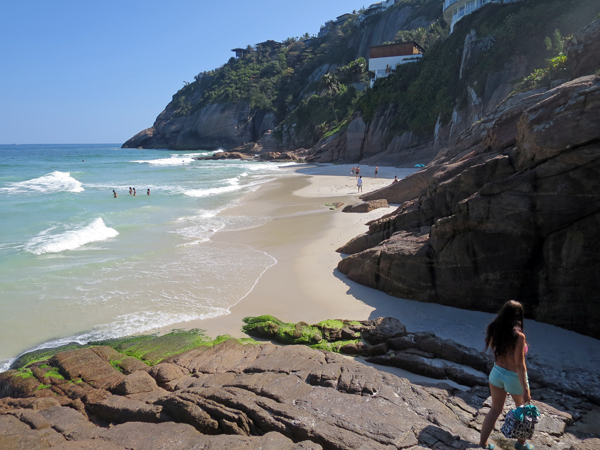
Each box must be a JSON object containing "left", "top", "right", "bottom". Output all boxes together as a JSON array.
[
  {"left": 510, "top": 393, "right": 527, "bottom": 446},
  {"left": 480, "top": 383, "right": 507, "bottom": 447}
]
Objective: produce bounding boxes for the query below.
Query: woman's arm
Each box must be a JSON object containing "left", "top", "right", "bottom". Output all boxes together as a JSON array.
[{"left": 514, "top": 331, "right": 531, "bottom": 403}]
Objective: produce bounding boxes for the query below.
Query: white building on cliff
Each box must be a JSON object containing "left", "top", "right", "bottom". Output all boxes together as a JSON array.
[
  {"left": 443, "top": 0, "right": 525, "bottom": 33},
  {"left": 369, "top": 42, "right": 424, "bottom": 87}
]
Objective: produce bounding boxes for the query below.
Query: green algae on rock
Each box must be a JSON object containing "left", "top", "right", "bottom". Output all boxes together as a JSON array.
[{"left": 242, "top": 316, "right": 364, "bottom": 351}]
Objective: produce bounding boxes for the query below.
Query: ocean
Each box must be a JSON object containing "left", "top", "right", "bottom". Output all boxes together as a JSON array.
[{"left": 0, "top": 144, "right": 294, "bottom": 370}]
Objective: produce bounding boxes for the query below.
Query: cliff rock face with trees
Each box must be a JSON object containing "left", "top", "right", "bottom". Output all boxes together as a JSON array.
[
  {"left": 337, "top": 18, "right": 600, "bottom": 339},
  {"left": 123, "top": 0, "right": 442, "bottom": 151},
  {"left": 123, "top": 0, "right": 600, "bottom": 169}
]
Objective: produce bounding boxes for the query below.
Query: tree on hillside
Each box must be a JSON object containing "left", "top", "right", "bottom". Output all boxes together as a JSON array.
[{"left": 320, "top": 73, "right": 341, "bottom": 123}]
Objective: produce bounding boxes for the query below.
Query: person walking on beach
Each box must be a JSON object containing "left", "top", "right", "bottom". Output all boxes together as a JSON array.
[
  {"left": 479, "top": 300, "right": 533, "bottom": 450},
  {"left": 129, "top": 187, "right": 132, "bottom": 195},
  {"left": 374, "top": 166, "right": 379, "bottom": 178},
  {"left": 357, "top": 176, "right": 363, "bottom": 193},
  {"left": 112, "top": 190, "right": 117, "bottom": 198}
]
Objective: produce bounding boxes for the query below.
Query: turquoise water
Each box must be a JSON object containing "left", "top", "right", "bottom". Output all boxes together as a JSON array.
[{"left": 0, "top": 144, "right": 291, "bottom": 370}]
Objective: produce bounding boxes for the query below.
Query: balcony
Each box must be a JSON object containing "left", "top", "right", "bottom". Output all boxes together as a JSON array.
[{"left": 443, "top": 0, "right": 460, "bottom": 10}]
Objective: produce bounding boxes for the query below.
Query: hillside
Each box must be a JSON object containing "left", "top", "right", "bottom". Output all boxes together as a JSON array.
[
  {"left": 123, "top": 0, "right": 600, "bottom": 168},
  {"left": 122, "top": 0, "right": 442, "bottom": 151}
]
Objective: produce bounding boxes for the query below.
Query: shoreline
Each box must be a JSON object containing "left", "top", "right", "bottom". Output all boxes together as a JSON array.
[
  {"left": 4, "top": 162, "right": 600, "bottom": 385},
  {"left": 157, "top": 163, "right": 600, "bottom": 377}
]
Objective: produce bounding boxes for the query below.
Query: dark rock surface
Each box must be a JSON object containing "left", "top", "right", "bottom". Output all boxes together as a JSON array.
[
  {"left": 337, "top": 70, "right": 600, "bottom": 340},
  {"left": 342, "top": 199, "right": 389, "bottom": 213},
  {"left": 0, "top": 335, "right": 597, "bottom": 450}
]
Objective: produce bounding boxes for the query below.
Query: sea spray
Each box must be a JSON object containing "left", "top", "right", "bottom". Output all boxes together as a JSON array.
[{"left": 0, "top": 171, "right": 84, "bottom": 194}]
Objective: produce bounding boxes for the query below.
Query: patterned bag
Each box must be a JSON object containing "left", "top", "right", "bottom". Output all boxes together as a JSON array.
[{"left": 500, "top": 405, "right": 541, "bottom": 440}]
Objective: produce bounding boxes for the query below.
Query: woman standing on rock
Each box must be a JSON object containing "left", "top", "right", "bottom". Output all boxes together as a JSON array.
[{"left": 480, "top": 300, "right": 533, "bottom": 450}]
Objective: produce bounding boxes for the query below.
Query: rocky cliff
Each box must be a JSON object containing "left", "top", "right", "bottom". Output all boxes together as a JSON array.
[
  {"left": 123, "top": 102, "right": 275, "bottom": 150},
  {"left": 122, "top": 1, "right": 439, "bottom": 151},
  {"left": 337, "top": 20, "right": 600, "bottom": 339},
  {"left": 1, "top": 321, "right": 597, "bottom": 450}
]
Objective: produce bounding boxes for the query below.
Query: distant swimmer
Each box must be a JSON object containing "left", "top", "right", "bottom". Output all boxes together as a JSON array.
[
  {"left": 392, "top": 176, "right": 399, "bottom": 183},
  {"left": 147, "top": 188, "right": 150, "bottom": 196},
  {"left": 375, "top": 166, "right": 379, "bottom": 178},
  {"left": 133, "top": 188, "right": 137, "bottom": 196},
  {"left": 357, "top": 175, "right": 363, "bottom": 193},
  {"left": 113, "top": 190, "right": 117, "bottom": 198},
  {"left": 129, "top": 187, "right": 132, "bottom": 195}
]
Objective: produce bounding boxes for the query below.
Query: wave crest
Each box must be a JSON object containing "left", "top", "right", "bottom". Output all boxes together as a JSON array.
[
  {"left": 26, "top": 218, "right": 118, "bottom": 255},
  {"left": 0, "top": 171, "right": 83, "bottom": 194}
]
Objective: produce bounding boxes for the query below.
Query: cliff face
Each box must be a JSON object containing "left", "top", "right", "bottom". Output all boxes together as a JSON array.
[
  {"left": 308, "top": 35, "right": 533, "bottom": 167},
  {"left": 123, "top": 102, "right": 275, "bottom": 150},
  {"left": 336, "top": 22, "right": 600, "bottom": 339},
  {"left": 123, "top": 2, "right": 438, "bottom": 152}
]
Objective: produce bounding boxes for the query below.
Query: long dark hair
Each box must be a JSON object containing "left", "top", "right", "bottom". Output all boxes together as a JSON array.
[{"left": 485, "top": 300, "right": 525, "bottom": 360}]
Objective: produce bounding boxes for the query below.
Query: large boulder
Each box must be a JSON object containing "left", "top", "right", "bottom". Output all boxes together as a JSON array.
[
  {"left": 338, "top": 74, "right": 600, "bottom": 339},
  {"left": 342, "top": 199, "right": 388, "bottom": 213}
]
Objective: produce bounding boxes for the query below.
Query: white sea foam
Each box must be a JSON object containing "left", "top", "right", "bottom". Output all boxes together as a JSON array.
[
  {"left": 0, "top": 171, "right": 84, "bottom": 194},
  {"left": 183, "top": 184, "right": 243, "bottom": 198},
  {"left": 26, "top": 218, "right": 119, "bottom": 255},
  {"left": 131, "top": 156, "right": 195, "bottom": 166},
  {"left": 1, "top": 307, "right": 229, "bottom": 371}
]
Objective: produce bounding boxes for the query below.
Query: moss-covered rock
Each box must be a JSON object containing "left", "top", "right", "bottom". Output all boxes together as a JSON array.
[
  {"left": 242, "top": 316, "right": 323, "bottom": 345},
  {"left": 92, "top": 329, "right": 248, "bottom": 366}
]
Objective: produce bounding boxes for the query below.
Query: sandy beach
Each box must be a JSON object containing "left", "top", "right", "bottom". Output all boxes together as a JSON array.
[{"left": 155, "top": 163, "right": 600, "bottom": 385}]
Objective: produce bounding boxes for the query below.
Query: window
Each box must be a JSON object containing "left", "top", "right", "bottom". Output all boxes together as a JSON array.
[
  {"left": 377, "top": 69, "right": 386, "bottom": 75},
  {"left": 477, "top": 0, "right": 487, "bottom": 7},
  {"left": 458, "top": 5, "right": 465, "bottom": 17},
  {"left": 466, "top": 1, "right": 476, "bottom": 13}
]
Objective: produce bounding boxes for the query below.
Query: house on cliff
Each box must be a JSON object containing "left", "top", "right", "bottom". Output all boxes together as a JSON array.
[
  {"left": 368, "top": 42, "right": 424, "bottom": 87},
  {"left": 443, "top": 0, "right": 526, "bottom": 33}
]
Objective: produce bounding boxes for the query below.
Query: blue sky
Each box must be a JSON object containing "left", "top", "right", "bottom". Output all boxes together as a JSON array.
[{"left": 0, "top": 1, "right": 371, "bottom": 144}]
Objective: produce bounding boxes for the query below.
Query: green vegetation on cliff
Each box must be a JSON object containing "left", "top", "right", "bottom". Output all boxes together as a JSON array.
[
  {"left": 165, "top": 0, "right": 442, "bottom": 143},
  {"left": 357, "top": 0, "right": 600, "bottom": 136}
]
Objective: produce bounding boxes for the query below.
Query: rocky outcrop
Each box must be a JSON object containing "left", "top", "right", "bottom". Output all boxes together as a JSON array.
[
  {"left": 342, "top": 199, "right": 389, "bottom": 213},
  {"left": 309, "top": 110, "right": 437, "bottom": 166},
  {"left": 337, "top": 71, "right": 600, "bottom": 339},
  {"left": 123, "top": 102, "right": 275, "bottom": 150},
  {"left": 1, "top": 334, "right": 595, "bottom": 450},
  {"left": 196, "top": 151, "right": 254, "bottom": 160},
  {"left": 566, "top": 19, "right": 600, "bottom": 78}
]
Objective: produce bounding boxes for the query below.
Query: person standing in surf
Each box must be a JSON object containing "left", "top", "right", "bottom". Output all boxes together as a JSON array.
[
  {"left": 129, "top": 187, "right": 132, "bottom": 195},
  {"left": 133, "top": 188, "right": 136, "bottom": 196},
  {"left": 113, "top": 190, "right": 117, "bottom": 198},
  {"left": 479, "top": 300, "right": 533, "bottom": 450},
  {"left": 147, "top": 188, "right": 150, "bottom": 196}
]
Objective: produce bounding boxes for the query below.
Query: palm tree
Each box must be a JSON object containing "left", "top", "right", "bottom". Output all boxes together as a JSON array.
[{"left": 320, "top": 73, "right": 340, "bottom": 123}]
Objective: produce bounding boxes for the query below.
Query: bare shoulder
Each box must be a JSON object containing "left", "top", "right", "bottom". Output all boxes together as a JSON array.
[{"left": 515, "top": 329, "right": 526, "bottom": 342}]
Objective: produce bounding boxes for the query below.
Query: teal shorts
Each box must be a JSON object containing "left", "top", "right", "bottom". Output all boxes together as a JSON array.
[{"left": 489, "top": 364, "right": 528, "bottom": 395}]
